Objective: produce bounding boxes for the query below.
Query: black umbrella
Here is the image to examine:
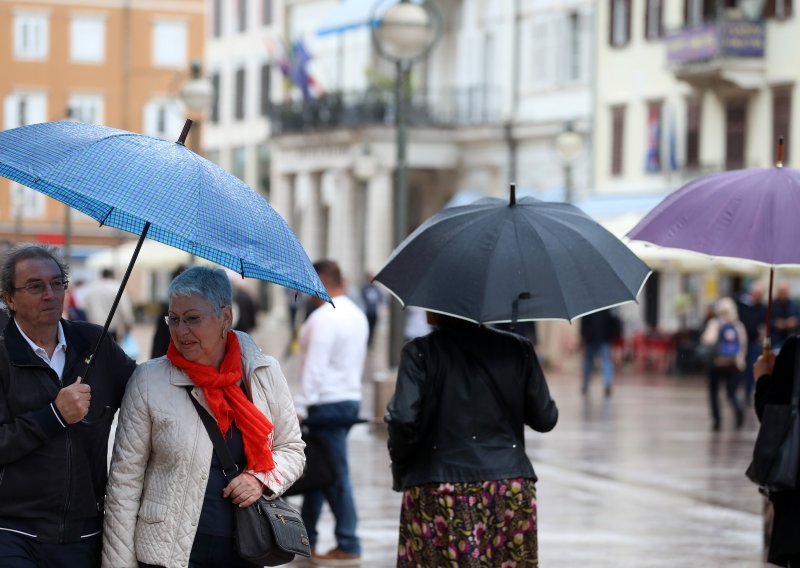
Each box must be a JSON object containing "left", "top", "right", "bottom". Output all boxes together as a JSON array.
[{"left": 374, "top": 186, "right": 651, "bottom": 324}]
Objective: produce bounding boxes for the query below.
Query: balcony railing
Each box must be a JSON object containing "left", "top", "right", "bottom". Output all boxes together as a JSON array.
[
  {"left": 665, "top": 16, "right": 765, "bottom": 66},
  {"left": 269, "top": 86, "right": 502, "bottom": 135}
]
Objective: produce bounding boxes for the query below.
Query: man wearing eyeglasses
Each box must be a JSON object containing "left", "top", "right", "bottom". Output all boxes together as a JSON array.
[{"left": 0, "top": 244, "right": 136, "bottom": 567}]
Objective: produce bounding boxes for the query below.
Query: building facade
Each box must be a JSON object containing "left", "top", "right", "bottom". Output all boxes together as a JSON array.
[{"left": 0, "top": 0, "right": 205, "bottom": 259}]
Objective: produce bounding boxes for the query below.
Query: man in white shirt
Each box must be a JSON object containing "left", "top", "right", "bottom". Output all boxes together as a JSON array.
[
  {"left": 82, "top": 268, "right": 134, "bottom": 342},
  {"left": 295, "top": 260, "right": 368, "bottom": 566}
]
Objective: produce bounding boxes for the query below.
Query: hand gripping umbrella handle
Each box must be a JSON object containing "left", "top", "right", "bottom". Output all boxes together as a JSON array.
[{"left": 80, "top": 222, "right": 150, "bottom": 425}]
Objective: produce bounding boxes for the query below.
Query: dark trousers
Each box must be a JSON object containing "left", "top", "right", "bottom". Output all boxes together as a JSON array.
[
  {"left": 138, "top": 534, "right": 256, "bottom": 568},
  {"left": 708, "top": 365, "right": 743, "bottom": 427},
  {"left": 0, "top": 530, "right": 100, "bottom": 568}
]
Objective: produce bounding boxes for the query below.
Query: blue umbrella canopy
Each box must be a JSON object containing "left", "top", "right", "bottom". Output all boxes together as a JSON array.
[{"left": 0, "top": 121, "right": 329, "bottom": 302}]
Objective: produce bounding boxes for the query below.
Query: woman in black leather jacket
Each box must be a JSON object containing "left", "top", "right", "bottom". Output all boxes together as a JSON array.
[{"left": 385, "top": 313, "right": 558, "bottom": 567}]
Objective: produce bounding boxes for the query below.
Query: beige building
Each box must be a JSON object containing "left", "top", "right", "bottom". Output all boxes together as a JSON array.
[
  {"left": 0, "top": 0, "right": 205, "bottom": 258},
  {"left": 594, "top": 0, "right": 795, "bottom": 332}
]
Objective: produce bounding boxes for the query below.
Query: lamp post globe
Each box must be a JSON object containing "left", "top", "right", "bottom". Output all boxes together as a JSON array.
[
  {"left": 555, "top": 122, "right": 583, "bottom": 204},
  {"left": 372, "top": 2, "right": 438, "bottom": 62},
  {"left": 179, "top": 61, "right": 214, "bottom": 116}
]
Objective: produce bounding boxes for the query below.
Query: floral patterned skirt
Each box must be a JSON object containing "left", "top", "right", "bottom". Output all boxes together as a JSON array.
[{"left": 397, "top": 478, "right": 538, "bottom": 568}]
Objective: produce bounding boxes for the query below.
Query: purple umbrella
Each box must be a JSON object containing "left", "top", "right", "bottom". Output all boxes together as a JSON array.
[{"left": 627, "top": 143, "right": 797, "bottom": 351}]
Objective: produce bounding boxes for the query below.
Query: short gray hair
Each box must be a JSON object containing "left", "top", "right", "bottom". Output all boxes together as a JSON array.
[
  {"left": 168, "top": 266, "right": 232, "bottom": 313},
  {"left": 0, "top": 244, "right": 69, "bottom": 315}
]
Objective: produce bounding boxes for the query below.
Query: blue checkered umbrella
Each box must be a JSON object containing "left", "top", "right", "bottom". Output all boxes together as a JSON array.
[{"left": 0, "top": 120, "right": 328, "bottom": 302}]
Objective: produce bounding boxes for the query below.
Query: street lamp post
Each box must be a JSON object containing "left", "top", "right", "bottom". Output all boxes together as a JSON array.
[
  {"left": 555, "top": 121, "right": 583, "bottom": 204},
  {"left": 372, "top": 0, "right": 441, "bottom": 367},
  {"left": 178, "top": 60, "right": 215, "bottom": 155}
]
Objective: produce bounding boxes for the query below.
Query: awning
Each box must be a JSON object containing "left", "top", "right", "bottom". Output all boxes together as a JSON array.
[{"left": 315, "top": 0, "right": 384, "bottom": 37}]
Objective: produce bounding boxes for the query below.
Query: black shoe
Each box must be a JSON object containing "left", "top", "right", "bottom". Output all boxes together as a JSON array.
[
  {"left": 604, "top": 385, "right": 612, "bottom": 397},
  {"left": 712, "top": 421, "right": 721, "bottom": 432}
]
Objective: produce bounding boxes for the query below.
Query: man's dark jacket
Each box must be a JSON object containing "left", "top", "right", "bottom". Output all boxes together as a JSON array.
[
  {"left": 386, "top": 324, "right": 558, "bottom": 491},
  {"left": 0, "top": 318, "right": 136, "bottom": 543}
]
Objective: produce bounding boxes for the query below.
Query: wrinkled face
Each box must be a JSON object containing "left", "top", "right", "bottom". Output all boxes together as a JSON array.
[
  {"left": 4, "top": 258, "right": 65, "bottom": 333},
  {"left": 168, "top": 293, "right": 232, "bottom": 368}
]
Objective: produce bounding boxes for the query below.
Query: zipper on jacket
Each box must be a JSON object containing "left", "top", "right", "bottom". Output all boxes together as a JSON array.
[{"left": 59, "top": 419, "right": 72, "bottom": 542}]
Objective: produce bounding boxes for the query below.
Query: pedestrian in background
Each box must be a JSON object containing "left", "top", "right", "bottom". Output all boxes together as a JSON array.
[
  {"left": 150, "top": 264, "right": 187, "bottom": 359},
  {"left": 700, "top": 297, "right": 747, "bottom": 431},
  {"left": 386, "top": 313, "right": 558, "bottom": 567},
  {"left": 753, "top": 340, "right": 800, "bottom": 567},
  {"left": 736, "top": 280, "right": 768, "bottom": 403},
  {"left": 771, "top": 282, "right": 799, "bottom": 352},
  {"left": 83, "top": 268, "right": 134, "bottom": 342},
  {"left": 232, "top": 285, "right": 257, "bottom": 334},
  {"left": 580, "top": 309, "right": 618, "bottom": 397},
  {"left": 360, "top": 273, "right": 382, "bottom": 347},
  {"left": 102, "top": 266, "right": 305, "bottom": 568},
  {"left": 0, "top": 244, "right": 136, "bottom": 567},
  {"left": 295, "top": 260, "right": 369, "bottom": 565}
]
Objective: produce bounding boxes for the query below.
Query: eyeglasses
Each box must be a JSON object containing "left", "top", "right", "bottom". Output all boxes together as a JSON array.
[
  {"left": 13, "top": 278, "right": 69, "bottom": 295},
  {"left": 164, "top": 314, "right": 211, "bottom": 328}
]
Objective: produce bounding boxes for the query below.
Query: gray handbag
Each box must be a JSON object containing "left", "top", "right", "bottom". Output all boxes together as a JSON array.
[{"left": 186, "top": 388, "right": 311, "bottom": 565}]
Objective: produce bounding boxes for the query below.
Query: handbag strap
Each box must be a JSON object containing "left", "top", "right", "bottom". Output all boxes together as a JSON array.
[{"left": 185, "top": 386, "right": 240, "bottom": 481}]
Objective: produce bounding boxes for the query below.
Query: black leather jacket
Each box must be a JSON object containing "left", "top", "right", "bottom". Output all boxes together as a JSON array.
[
  {"left": 386, "top": 324, "right": 558, "bottom": 491},
  {"left": 0, "top": 319, "right": 136, "bottom": 543}
]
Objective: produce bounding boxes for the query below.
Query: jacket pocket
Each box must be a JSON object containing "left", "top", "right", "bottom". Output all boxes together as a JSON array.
[{"left": 137, "top": 498, "right": 167, "bottom": 524}]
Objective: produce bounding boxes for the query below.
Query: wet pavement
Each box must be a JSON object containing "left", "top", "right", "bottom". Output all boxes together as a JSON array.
[{"left": 130, "top": 318, "right": 770, "bottom": 567}]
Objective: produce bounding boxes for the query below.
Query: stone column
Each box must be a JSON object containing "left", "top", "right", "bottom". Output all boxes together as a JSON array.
[
  {"left": 364, "top": 169, "right": 394, "bottom": 275},
  {"left": 295, "top": 171, "right": 320, "bottom": 261}
]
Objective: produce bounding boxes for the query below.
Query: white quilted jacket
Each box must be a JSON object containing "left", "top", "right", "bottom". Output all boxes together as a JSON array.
[{"left": 101, "top": 332, "right": 305, "bottom": 568}]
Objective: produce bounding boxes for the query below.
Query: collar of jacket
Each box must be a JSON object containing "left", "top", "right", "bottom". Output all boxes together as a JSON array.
[{"left": 4, "top": 317, "right": 92, "bottom": 373}]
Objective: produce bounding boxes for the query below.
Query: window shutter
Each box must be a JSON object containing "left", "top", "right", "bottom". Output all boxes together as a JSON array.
[
  {"left": 611, "top": 105, "right": 626, "bottom": 175},
  {"left": 3, "top": 95, "right": 20, "bottom": 130},
  {"left": 725, "top": 98, "right": 747, "bottom": 170},
  {"left": 773, "top": 89, "right": 792, "bottom": 166}
]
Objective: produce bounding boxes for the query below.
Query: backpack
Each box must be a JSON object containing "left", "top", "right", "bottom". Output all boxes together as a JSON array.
[{"left": 716, "top": 322, "right": 740, "bottom": 360}]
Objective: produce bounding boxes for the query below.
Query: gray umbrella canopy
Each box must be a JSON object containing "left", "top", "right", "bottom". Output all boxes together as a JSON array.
[{"left": 374, "top": 196, "right": 651, "bottom": 324}]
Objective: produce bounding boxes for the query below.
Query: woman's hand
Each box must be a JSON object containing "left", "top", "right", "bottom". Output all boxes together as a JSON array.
[
  {"left": 754, "top": 351, "right": 775, "bottom": 381},
  {"left": 223, "top": 473, "right": 264, "bottom": 508}
]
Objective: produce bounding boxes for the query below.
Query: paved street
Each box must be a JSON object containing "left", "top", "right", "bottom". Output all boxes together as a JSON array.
[{"left": 130, "top": 316, "right": 770, "bottom": 567}]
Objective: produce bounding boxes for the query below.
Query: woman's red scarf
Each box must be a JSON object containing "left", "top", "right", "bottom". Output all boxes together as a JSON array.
[{"left": 167, "top": 331, "right": 275, "bottom": 473}]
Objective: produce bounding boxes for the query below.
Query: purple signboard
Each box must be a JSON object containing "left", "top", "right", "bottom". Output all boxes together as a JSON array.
[
  {"left": 666, "top": 19, "right": 764, "bottom": 65},
  {"left": 666, "top": 25, "right": 719, "bottom": 64}
]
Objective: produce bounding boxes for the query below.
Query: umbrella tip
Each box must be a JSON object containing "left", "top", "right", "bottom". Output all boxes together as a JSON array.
[
  {"left": 177, "top": 119, "right": 193, "bottom": 146},
  {"left": 510, "top": 183, "right": 516, "bottom": 206},
  {"left": 777, "top": 136, "right": 784, "bottom": 168}
]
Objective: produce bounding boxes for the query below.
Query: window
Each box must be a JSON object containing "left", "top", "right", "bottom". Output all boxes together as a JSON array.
[
  {"left": 609, "top": 0, "right": 631, "bottom": 47},
  {"left": 262, "top": 0, "right": 273, "bottom": 25},
  {"left": 70, "top": 15, "right": 105, "bottom": 63},
  {"left": 68, "top": 94, "right": 104, "bottom": 124},
  {"left": 611, "top": 105, "right": 626, "bottom": 176},
  {"left": 213, "top": 0, "right": 222, "bottom": 36},
  {"left": 645, "top": 0, "right": 663, "bottom": 39},
  {"left": 3, "top": 91, "right": 47, "bottom": 129},
  {"left": 13, "top": 12, "right": 49, "bottom": 59},
  {"left": 257, "top": 143, "right": 270, "bottom": 199},
  {"left": 234, "top": 67, "right": 246, "bottom": 120},
  {"left": 686, "top": 99, "right": 702, "bottom": 169},
  {"left": 238, "top": 0, "right": 248, "bottom": 32},
  {"left": 529, "top": 17, "right": 556, "bottom": 88},
  {"left": 143, "top": 99, "right": 184, "bottom": 139},
  {"left": 765, "top": 0, "right": 793, "bottom": 18},
  {"left": 773, "top": 88, "right": 792, "bottom": 166},
  {"left": 152, "top": 20, "right": 187, "bottom": 68},
  {"left": 210, "top": 72, "right": 220, "bottom": 123},
  {"left": 725, "top": 98, "right": 747, "bottom": 170},
  {"left": 645, "top": 102, "right": 663, "bottom": 173},
  {"left": 10, "top": 182, "right": 45, "bottom": 219},
  {"left": 566, "top": 12, "right": 581, "bottom": 81},
  {"left": 232, "top": 146, "right": 247, "bottom": 181},
  {"left": 684, "top": 0, "right": 715, "bottom": 27},
  {"left": 260, "top": 63, "right": 271, "bottom": 117}
]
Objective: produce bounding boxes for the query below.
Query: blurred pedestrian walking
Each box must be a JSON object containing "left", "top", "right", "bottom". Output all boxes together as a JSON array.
[
  {"left": 753, "top": 341, "right": 800, "bottom": 567},
  {"left": 0, "top": 244, "right": 136, "bottom": 567},
  {"left": 360, "top": 274, "right": 382, "bottom": 347},
  {"left": 700, "top": 297, "right": 747, "bottom": 431},
  {"left": 83, "top": 268, "right": 134, "bottom": 342},
  {"left": 580, "top": 309, "right": 619, "bottom": 397},
  {"left": 232, "top": 285, "right": 257, "bottom": 333},
  {"left": 102, "top": 266, "right": 305, "bottom": 568},
  {"left": 386, "top": 313, "right": 558, "bottom": 567},
  {"left": 736, "top": 281, "right": 768, "bottom": 403},
  {"left": 771, "top": 282, "right": 799, "bottom": 352},
  {"left": 150, "top": 264, "right": 187, "bottom": 359},
  {"left": 294, "top": 260, "right": 369, "bottom": 565}
]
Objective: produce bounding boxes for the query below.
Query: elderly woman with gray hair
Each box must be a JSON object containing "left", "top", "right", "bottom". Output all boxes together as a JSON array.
[
  {"left": 700, "top": 296, "right": 748, "bottom": 431},
  {"left": 101, "top": 266, "right": 305, "bottom": 568}
]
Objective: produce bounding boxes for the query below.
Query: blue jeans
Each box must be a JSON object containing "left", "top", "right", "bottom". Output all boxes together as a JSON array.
[
  {"left": 583, "top": 342, "right": 613, "bottom": 389},
  {"left": 301, "top": 401, "right": 361, "bottom": 555}
]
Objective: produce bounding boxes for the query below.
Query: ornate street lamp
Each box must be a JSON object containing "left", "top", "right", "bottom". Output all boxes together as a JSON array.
[
  {"left": 372, "top": 0, "right": 441, "bottom": 366},
  {"left": 555, "top": 121, "right": 584, "bottom": 204},
  {"left": 178, "top": 60, "right": 215, "bottom": 154}
]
